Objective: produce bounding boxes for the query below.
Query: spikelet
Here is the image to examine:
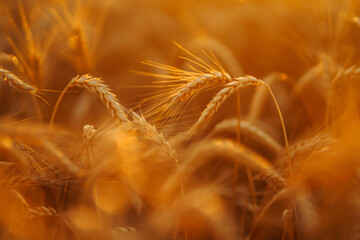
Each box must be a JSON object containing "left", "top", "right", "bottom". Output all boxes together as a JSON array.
[
  {"left": 0, "top": 53, "right": 20, "bottom": 66},
  {"left": 83, "top": 124, "right": 97, "bottom": 142}
]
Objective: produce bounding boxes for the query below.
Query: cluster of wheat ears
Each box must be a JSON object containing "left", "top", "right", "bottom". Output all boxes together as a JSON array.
[{"left": 0, "top": 0, "right": 360, "bottom": 239}]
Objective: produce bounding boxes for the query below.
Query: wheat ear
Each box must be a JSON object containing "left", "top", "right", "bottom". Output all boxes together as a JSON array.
[
  {"left": 171, "top": 71, "right": 232, "bottom": 104},
  {"left": 326, "top": 65, "right": 360, "bottom": 124},
  {"left": 9, "top": 189, "right": 80, "bottom": 239},
  {"left": 50, "top": 74, "right": 129, "bottom": 127},
  {"left": 210, "top": 118, "right": 283, "bottom": 155},
  {"left": 42, "top": 141, "right": 83, "bottom": 175},
  {"left": 130, "top": 111, "right": 185, "bottom": 197},
  {"left": 198, "top": 140, "right": 287, "bottom": 191},
  {"left": 247, "top": 73, "right": 288, "bottom": 122},
  {"left": 163, "top": 139, "right": 286, "bottom": 196},
  {"left": 140, "top": 42, "right": 234, "bottom": 127},
  {"left": 0, "top": 68, "right": 41, "bottom": 97},
  {"left": 190, "top": 75, "right": 264, "bottom": 131},
  {"left": 9, "top": 189, "right": 58, "bottom": 219}
]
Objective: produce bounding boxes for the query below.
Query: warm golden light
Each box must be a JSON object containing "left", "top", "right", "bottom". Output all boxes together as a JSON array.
[{"left": 0, "top": 0, "right": 359, "bottom": 239}]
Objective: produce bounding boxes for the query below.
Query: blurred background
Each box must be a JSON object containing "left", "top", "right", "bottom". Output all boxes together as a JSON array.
[{"left": 1, "top": 1, "right": 360, "bottom": 240}]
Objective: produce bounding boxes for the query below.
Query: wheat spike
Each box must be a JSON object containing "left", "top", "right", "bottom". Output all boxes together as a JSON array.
[
  {"left": 129, "top": 111, "right": 185, "bottom": 197},
  {"left": 171, "top": 71, "right": 232, "bottom": 104},
  {"left": 9, "top": 189, "right": 58, "bottom": 219},
  {"left": 191, "top": 75, "right": 264, "bottom": 132},
  {"left": 130, "top": 111, "right": 182, "bottom": 172},
  {"left": 69, "top": 75, "right": 129, "bottom": 122},
  {"left": 165, "top": 139, "right": 287, "bottom": 194},
  {"left": 0, "top": 68, "right": 38, "bottom": 95},
  {"left": 42, "top": 141, "right": 83, "bottom": 175},
  {"left": 50, "top": 74, "right": 129, "bottom": 127},
  {"left": 191, "top": 74, "right": 293, "bottom": 184},
  {"left": 140, "top": 42, "right": 234, "bottom": 127},
  {"left": 210, "top": 118, "right": 283, "bottom": 155},
  {"left": 326, "top": 65, "right": 360, "bottom": 123}
]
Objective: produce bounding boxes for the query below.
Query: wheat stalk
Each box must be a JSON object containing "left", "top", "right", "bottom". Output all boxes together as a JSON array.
[
  {"left": 247, "top": 72, "right": 288, "bottom": 123},
  {"left": 246, "top": 188, "right": 292, "bottom": 240},
  {"left": 50, "top": 74, "right": 129, "bottom": 127}
]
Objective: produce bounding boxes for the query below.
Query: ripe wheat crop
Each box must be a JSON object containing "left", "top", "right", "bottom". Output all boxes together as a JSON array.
[{"left": 0, "top": 0, "right": 359, "bottom": 239}]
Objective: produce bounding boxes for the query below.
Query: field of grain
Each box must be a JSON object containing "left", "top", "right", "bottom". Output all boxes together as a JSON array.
[{"left": 0, "top": 0, "right": 360, "bottom": 239}]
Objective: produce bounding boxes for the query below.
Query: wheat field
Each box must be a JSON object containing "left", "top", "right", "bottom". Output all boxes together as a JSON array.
[{"left": 0, "top": 0, "right": 360, "bottom": 239}]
